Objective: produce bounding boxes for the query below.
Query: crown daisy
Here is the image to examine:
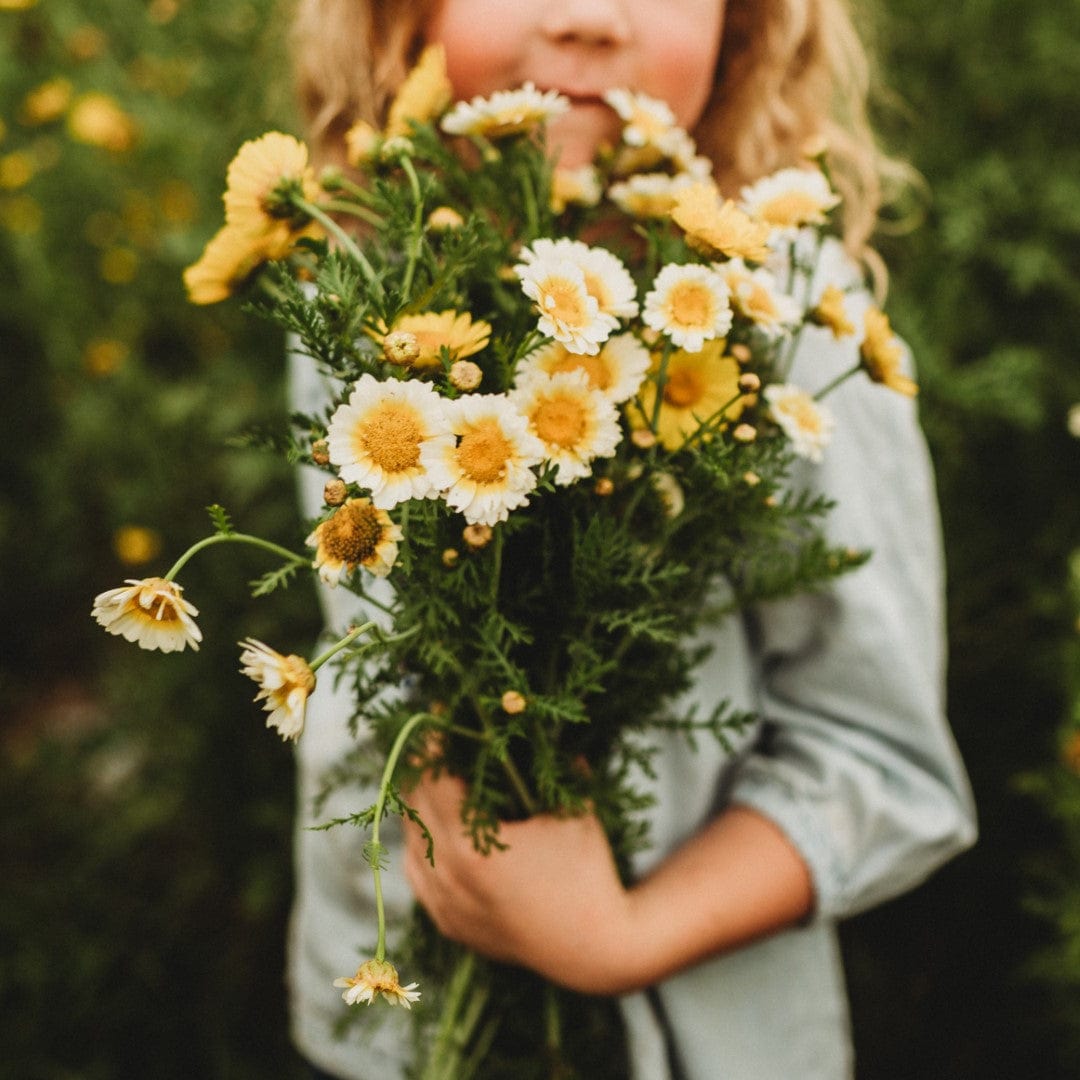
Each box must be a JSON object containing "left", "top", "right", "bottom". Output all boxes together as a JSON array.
[
  {"left": 764, "top": 384, "right": 835, "bottom": 463},
  {"left": 441, "top": 83, "right": 569, "bottom": 139},
  {"left": 334, "top": 959, "right": 421, "bottom": 1009},
  {"left": 238, "top": 638, "right": 316, "bottom": 742},
  {"left": 860, "top": 308, "right": 918, "bottom": 396},
  {"left": 515, "top": 334, "right": 650, "bottom": 405},
  {"left": 642, "top": 263, "right": 733, "bottom": 353},
  {"left": 739, "top": 167, "right": 840, "bottom": 231},
  {"left": 306, "top": 497, "right": 403, "bottom": 585},
  {"left": 92, "top": 577, "right": 202, "bottom": 653}
]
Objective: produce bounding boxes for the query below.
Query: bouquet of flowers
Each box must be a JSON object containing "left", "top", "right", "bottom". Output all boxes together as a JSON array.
[{"left": 92, "top": 45, "right": 915, "bottom": 1079}]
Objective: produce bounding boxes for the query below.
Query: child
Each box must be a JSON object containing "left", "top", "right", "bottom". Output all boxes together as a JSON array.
[{"left": 287, "top": 2, "right": 977, "bottom": 1078}]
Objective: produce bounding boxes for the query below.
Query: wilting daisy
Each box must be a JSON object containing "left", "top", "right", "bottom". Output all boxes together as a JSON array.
[
  {"left": 860, "top": 308, "right": 917, "bottom": 396},
  {"left": 222, "top": 132, "right": 322, "bottom": 256},
  {"left": 510, "top": 370, "right": 622, "bottom": 485},
  {"left": 385, "top": 43, "right": 454, "bottom": 137},
  {"left": 642, "top": 263, "right": 733, "bottom": 353},
  {"left": 633, "top": 341, "right": 743, "bottom": 451},
  {"left": 183, "top": 223, "right": 269, "bottom": 305},
  {"left": 92, "top": 577, "right": 201, "bottom": 653},
  {"left": 327, "top": 375, "right": 454, "bottom": 508},
  {"left": 514, "top": 248, "right": 617, "bottom": 356},
  {"left": 809, "top": 284, "right": 856, "bottom": 338},
  {"left": 718, "top": 259, "right": 801, "bottom": 333},
  {"left": 608, "top": 172, "right": 698, "bottom": 219},
  {"left": 441, "top": 83, "right": 569, "bottom": 139},
  {"left": 334, "top": 959, "right": 420, "bottom": 1009},
  {"left": 671, "top": 184, "right": 773, "bottom": 262},
  {"left": 306, "top": 497, "right": 403, "bottom": 585},
  {"left": 764, "top": 384, "right": 835, "bottom": 463},
  {"left": 603, "top": 89, "right": 684, "bottom": 158},
  {"left": 424, "top": 394, "right": 544, "bottom": 525},
  {"left": 373, "top": 310, "right": 491, "bottom": 370},
  {"left": 739, "top": 167, "right": 840, "bottom": 231},
  {"left": 551, "top": 164, "right": 603, "bottom": 212},
  {"left": 238, "top": 638, "right": 316, "bottom": 742},
  {"left": 515, "top": 334, "right": 650, "bottom": 404}
]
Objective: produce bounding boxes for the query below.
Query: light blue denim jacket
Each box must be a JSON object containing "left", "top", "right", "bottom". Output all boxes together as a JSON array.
[{"left": 285, "top": 243, "right": 977, "bottom": 1080}]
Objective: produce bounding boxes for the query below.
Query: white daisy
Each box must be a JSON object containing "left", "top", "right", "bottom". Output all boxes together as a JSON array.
[
  {"left": 423, "top": 394, "right": 544, "bottom": 526},
  {"left": 642, "top": 263, "right": 733, "bottom": 353},
  {"left": 510, "top": 370, "right": 622, "bottom": 485},
  {"left": 92, "top": 577, "right": 201, "bottom": 653},
  {"left": 514, "top": 248, "right": 617, "bottom": 356},
  {"left": 739, "top": 167, "right": 840, "bottom": 231},
  {"left": 718, "top": 258, "right": 802, "bottom": 334},
  {"left": 519, "top": 238, "right": 639, "bottom": 320},
  {"left": 551, "top": 164, "right": 603, "bottom": 212},
  {"left": 607, "top": 171, "right": 698, "bottom": 219},
  {"left": 764, "top": 383, "right": 835, "bottom": 463},
  {"left": 334, "top": 959, "right": 421, "bottom": 1009},
  {"left": 515, "top": 333, "right": 650, "bottom": 405},
  {"left": 602, "top": 89, "right": 686, "bottom": 158},
  {"left": 327, "top": 374, "right": 454, "bottom": 509},
  {"left": 239, "top": 638, "right": 316, "bottom": 742},
  {"left": 440, "top": 83, "right": 569, "bottom": 139}
]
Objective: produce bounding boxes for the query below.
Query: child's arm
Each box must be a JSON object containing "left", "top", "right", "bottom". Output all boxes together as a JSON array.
[{"left": 403, "top": 772, "right": 813, "bottom": 996}]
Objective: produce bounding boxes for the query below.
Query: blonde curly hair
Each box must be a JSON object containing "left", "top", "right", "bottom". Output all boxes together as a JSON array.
[{"left": 292, "top": 0, "right": 902, "bottom": 258}]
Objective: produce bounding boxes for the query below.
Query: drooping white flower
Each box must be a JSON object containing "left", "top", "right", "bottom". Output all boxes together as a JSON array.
[
  {"left": 92, "top": 577, "right": 202, "bottom": 653},
  {"left": 642, "top": 262, "right": 733, "bottom": 353},
  {"left": 764, "top": 383, "right": 835, "bottom": 463},
  {"left": 334, "top": 958, "right": 421, "bottom": 1009},
  {"left": 239, "top": 638, "right": 316, "bottom": 742}
]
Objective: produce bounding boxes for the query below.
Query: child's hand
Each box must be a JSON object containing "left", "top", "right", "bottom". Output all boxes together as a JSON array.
[{"left": 402, "top": 771, "right": 642, "bottom": 995}]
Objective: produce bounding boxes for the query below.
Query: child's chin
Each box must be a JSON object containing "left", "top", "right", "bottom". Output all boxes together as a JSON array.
[{"left": 546, "top": 106, "right": 620, "bottom": 168}]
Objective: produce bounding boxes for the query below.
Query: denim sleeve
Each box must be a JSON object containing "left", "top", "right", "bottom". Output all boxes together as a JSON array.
[{"left": 726, "top": 270, "right": 977, "bottom": 920}]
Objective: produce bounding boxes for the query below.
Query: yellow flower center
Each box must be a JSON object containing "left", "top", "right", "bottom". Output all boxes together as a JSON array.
[
  {"left": 666, "top": 282, "right": 714, "bottom": 330},
  {"left": 320, "top": 502, "right": 383, "bottom": 564},
  {"left": 663, "top": 367, "right": 705, "bottom": 409},
  {"left": 355, "top": 401, "right": 423, "bottom": 472},
  {"left": 541, "top": 276, "right": 590, "bottom": 328},
  {"left": 532, "top": 395, "right": 588, "bottom": 449},
  {"left": 282, "top": 655, "right": 317, "bottom": 694},
  {"left": 456, "top": 419, "right": 513, "bottom": 483},
  {"left": 582, "top": 271, "right": 611, "bottom": 310},
  {"left": 547, "top": 350, "right": 609, "bottom": 392},
  {"left": 758, "top": 191, "right": 823, "bottom": 227}
]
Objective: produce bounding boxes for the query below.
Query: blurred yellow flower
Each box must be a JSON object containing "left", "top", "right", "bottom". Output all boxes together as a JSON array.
[
  {"left": 860, "top": 308, "right": 918, "bottom": 397},
  {"left": 159, "top": 179, "right": 199, "bottom": 225},
  {"left": 223, "top": 132, "right": 321, "bottom": 256},
  {"left": 66, "top": 25, "right": 108, "bottom": 62},
  {"left": 0, "top": 195, "right": 42, "bottom": 233},
  {"left": 671, "top": 184, "right": 772, "bottom": 262},
  {"left": 67, "top": 93, "right": 137, "bottom": 152},
  {"left": 344, "top": 119, "right": 380, "bottom": 167},
  {"left": 0, "top": 151, "right": 34, "bottom": 189},
  {"left": 0, "top": 0, "right": 39, "bottom": 8},
  {"left": 386, "top": 43, "right": 453, "bottom": 138},
  {"left": 809, "top": 284, "right": 855, "bottom": 338},
  {"left": 183, "top": 223, "right": 268, "bottom": 305},
  {"left": 21, "top": 78, "right": 73, "bottom": 125},
  {"left": 99, "top": 246, "right": 138, "bottom": 284},
  {"left": 83, "top": 338, "right": 129, "bottom": 376},
  {"left": 113, "top": 525, "right": 163, "bottom": 567}
]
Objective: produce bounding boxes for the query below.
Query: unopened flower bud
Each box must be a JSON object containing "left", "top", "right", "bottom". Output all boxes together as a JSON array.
[
  {"left": 594, "top": 477, "right": 615, "bottom": 496},
  {"left": 501, "top": 690, "right": 526, "bottom": 715},
  {"left": 319, "top": 166, "right": 344, "bottom": 192},
  {"left": 427, "top": 206, "right": 464, "bottom": 231},
  {"left": 631, "top": 428, "right": 656, "bottom": 450},
  {"left": 449, "top": 359, "right": 482, "bottom": 391},
  {"left": 442, "top": 548, "right": 459, "bottom": 567},
  {"left": 380, "top": 135, "right": 414, "bottom": 160},
  {"left": 738, "top": 372, "right": 761, "bottom": 394},
  {"left": 344, "top": 120, "right": 380, "bottom": 166},
  {"left": 730, "top": 343, "right": 752, "bottom": 365},
  {"left": 801, "top": 134, "right": 829, "bottom": 161},
  {"left": 732, "top": 423, "right": 757, "bottom": 444},
  {"left": 311, "top": 438, "right": 330, "bottom": 465},
  {"left": 323, "top": 478, "right": 348, "bottom": 506},
  {"left": 383, "top": 331, "right": 420, "bottom": 366},
  {"left": 462, "top": 523, "right": 493, "bottom": 549},
  {"left": 742, "top": 470, "right": 761, "bottom": 487}
]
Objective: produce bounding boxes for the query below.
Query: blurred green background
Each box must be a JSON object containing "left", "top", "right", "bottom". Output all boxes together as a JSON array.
[{"left": 1, "top": 1, "right": 1078, "bottom": 1077}]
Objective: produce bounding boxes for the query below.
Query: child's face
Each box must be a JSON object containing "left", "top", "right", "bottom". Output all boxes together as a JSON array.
[{"left": 424, "top": 0, "right": 726, "bottom": 167}]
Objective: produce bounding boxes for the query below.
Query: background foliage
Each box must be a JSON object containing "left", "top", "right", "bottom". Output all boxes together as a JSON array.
[{"left": 1, "top": 1, "right": 1077, "bottom": 1077}]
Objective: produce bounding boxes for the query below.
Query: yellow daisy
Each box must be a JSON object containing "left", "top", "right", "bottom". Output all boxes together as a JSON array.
[
  {"left": 424, "top": 394, "right": 545, "bottom": 526},
  {"left": 441, "top": 83, "right": 569, "bottom": 139},
  {"left": 373, "top": 310, "right": 491, "bottom": 370},
  {"left": 66, "top": 93, "right": 137, "bottom": 152},
  {"left": 327, "top": 374, "right": 454, "bottom": 508},
  {"left": 739, "top": 167, "right": 840, "bottom": 230},
  {"left": 860, "top": 308, "right": 918, "bottom": 396},
  {"left": 642, "top": 263, "right": 733, "bottom": 353},
  {"left": 92, "top": 577, "right": 201, "bottom": 653},
  {"left": 809, "top": 284, "right": 856, "bottom": 338},
  {"left": 182, "top": 223, "right": 269, "bottom": 305},
  {"left": 510, "top": 370, "right": 622, "bottom": 485},
  {"left": 515, "top": 334, "right": 650, "bottom": 404},
  {"left": 222, "top": 132, "right": 322, "bottom": 256},
  {"left": 764, "top": 384, "right": 835, "bottom": 463},
  {"left": 670, "top": 184, "right": 773, "bottom": 263},
  {"left": 306, "top": 497, "right": 403, "bottom": 585},
  {"left": 633, "top": 341, "right": 743, "bottom": 451},
  {"left": 334, "top": 959, "right": 421, "bottom": 1009},
  {"left": 238, "top": 638, "right": 317, "bottom": 742},
  {"left": 386, "top": 43, "right": 454, "bottom": 137}
]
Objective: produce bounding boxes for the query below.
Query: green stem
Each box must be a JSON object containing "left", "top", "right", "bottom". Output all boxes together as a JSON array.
[
  {"left": 399, "top": 155, "right": 426, "bottom": 299},
  {"left": 319, "top": 198, "right": 385, "bottom": 229},
  {"left": 164, "top": 532, "right": 306, "bottom": 582},
  {"left": 371, "top": 710, "right": 442, "bottom": 960},
  {"left": 649, "top": 339, "right": 674, "bottom": 434},
  {"left": 673, "top": 389, "right": 747, "bottom": 454},
  {"left": 308, "top": 621, "right": 376, "bottom": 672},
  {"left": 813, "top": 363, "right": 860, "bottom": 401},
  {"left": 292, "top": 196, "right": 383, "bottom": 295}
]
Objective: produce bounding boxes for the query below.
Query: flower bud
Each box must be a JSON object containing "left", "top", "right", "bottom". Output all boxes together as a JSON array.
[
  {"left": 462, "top": 523, "right": 493, "bottom": 549},
  {"left": 732, "top": 423, "right": 757, "bottom": 444},
  {"left": 594, "top": 477, "right": 615, "bottom": 496},
  {"left": 738, "top": 372, "right": 761, "bottom": 394},
  {"left": 742, "top": 470, "right": 761, "bottom": 487},
  {"left": 729, "top": 343, "right": 752, "bottom": 365},
  {"left": 323, "top": 478, "right": 348, "bottom": 506},
  {"left": 630, "top": 428, "right": 656, "bottom": 450},
  {"left": 442, "top": 548, "right": 459, "bottom": 567},
  {"left": 311, "top": 438, "right": 330, "bottom": 465},
  {"left": 427, "top": 206, "right": 464, "bottom": 231},
  {"left": 449, "top": 359, "right": 482, "bottom": 391},
  {"left": 501, "top": 690, "right": 526, "bottom": 715},
  {"left": 383, "top": 331, "right": 420, "bottom": 366}
]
